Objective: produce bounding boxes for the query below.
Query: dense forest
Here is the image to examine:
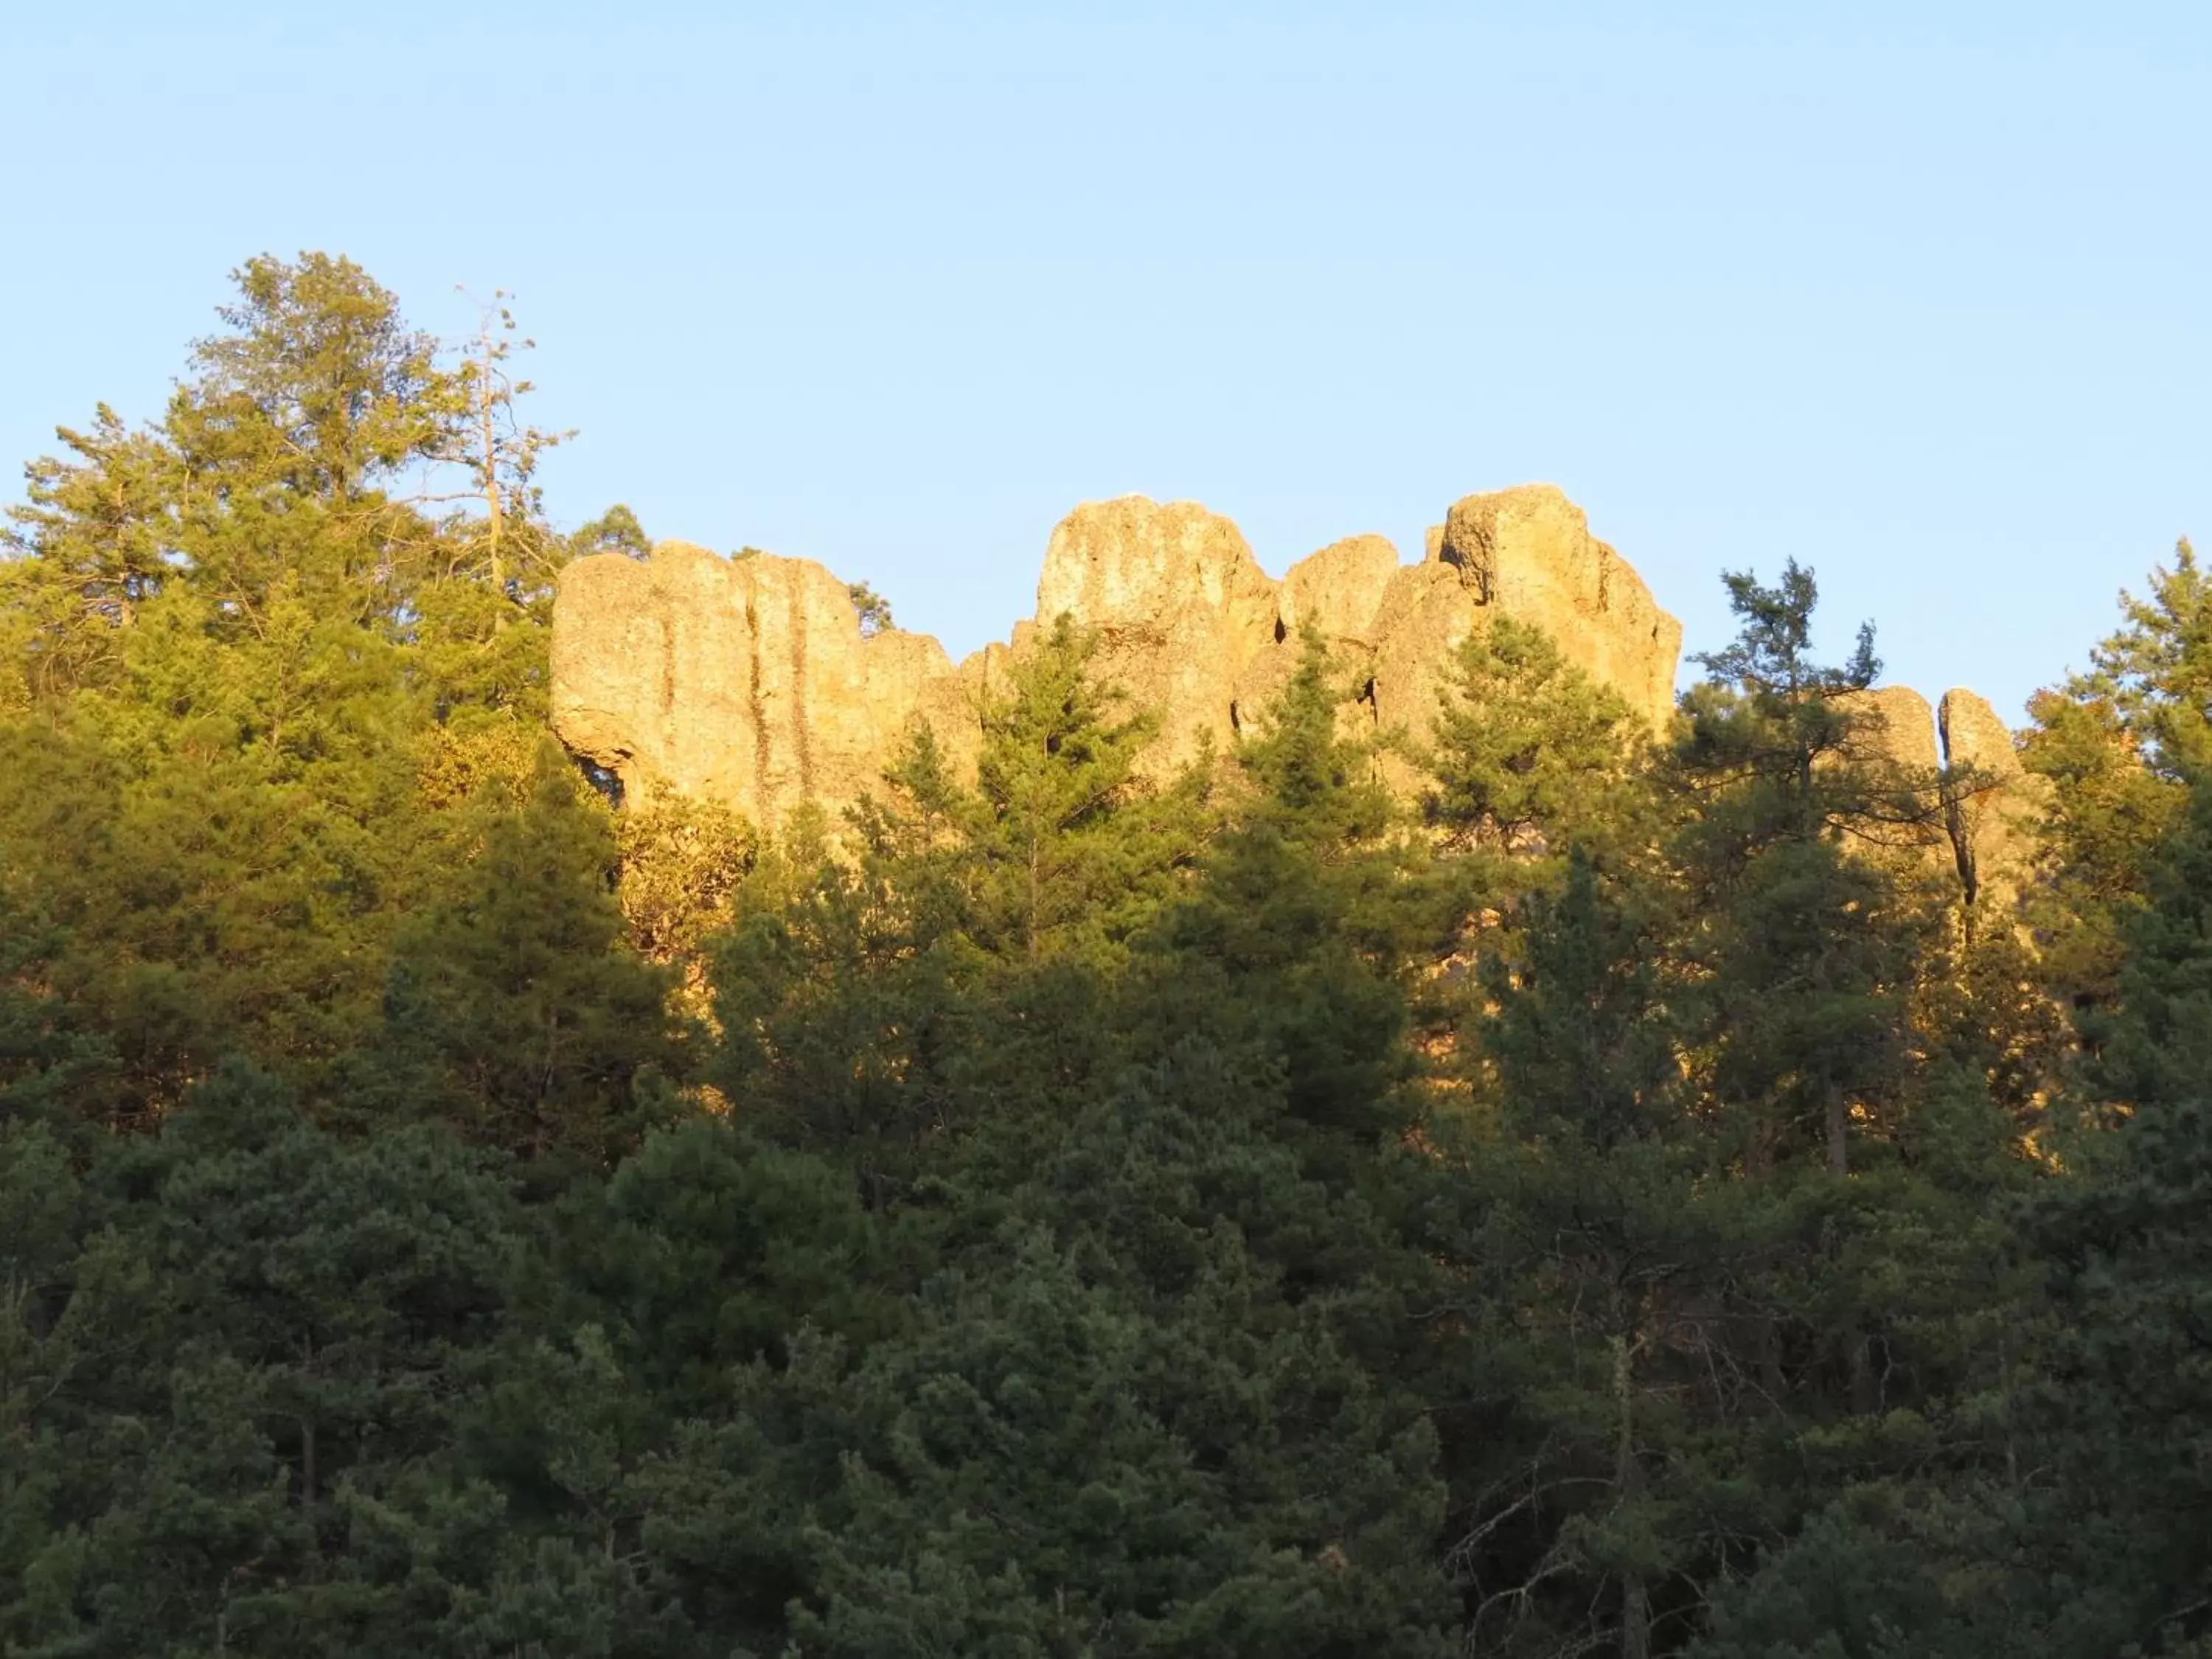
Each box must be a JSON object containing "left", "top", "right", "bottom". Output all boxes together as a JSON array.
[{"left": 1, "top": 254, "right": 2208, "bottom": 1659}]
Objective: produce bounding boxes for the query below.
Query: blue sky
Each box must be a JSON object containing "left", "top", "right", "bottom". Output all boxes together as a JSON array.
[{"left": 7, "top": 3, "right": 2206, "bottom": 722}]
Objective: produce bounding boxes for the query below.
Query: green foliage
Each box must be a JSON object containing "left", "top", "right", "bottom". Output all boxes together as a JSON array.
[
  {"left": 2011, "top": 779, "right": 2212, "bottom": 1651},
  {"left": 2072, "top": 539, "right": 2212, "bottom": 779},
  {"left": 1136, "top": 630, "right": 1435, "bottom": 1155},
  {"left": 846, "top": 580, "right": 894, "bottom": 637},
  {"left": 570, "top": 502, "right": 653, "bottom": 560},
  {"left": 2020, "top": 542, "right": 2212, "bottom": 1019},
  {"left": 380, "top": 747, "right": 689, "bottom": 1170},
  {"left": 613, "top": 793, "right": 757, "bottom": 968},
  {"left": 711, "top": 617, "right": 1211, "bottom": 1185},
  {"left": 1425, "top": 614, "right": 1644, "bottom": 868},
  {"left": 1672, "top": 563, "right": 1920, "bottom": 1175}
]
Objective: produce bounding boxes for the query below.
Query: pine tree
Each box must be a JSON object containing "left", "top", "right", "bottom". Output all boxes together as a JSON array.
[
  {"left": 712, "top": 619, "right": 1211, "bottom": 1186},
  {"left": 2019, "top": 776, "right": 2212, "bottom": 1651},
  {"left": 1424, "top": 615, "right": 1646, "bottom": 872},
  {"left": 0, "top": 254, "right": 581, "bottom": 1112},
  {"left": 1137, "top": 629, "right": 1439, "bottom": 1155},
  {"left": 2021, "top": 540, "right": 2211, "bottom": 1022},
  {"left": 381, "top": 747, "right": 687, "bottom": 1170},
  {"left": 1672, "top": 560, "right": 1916, "bottom": 1178},
  {"left": 1431, "top": 853, "right": 1738, "bottom": 1659}
]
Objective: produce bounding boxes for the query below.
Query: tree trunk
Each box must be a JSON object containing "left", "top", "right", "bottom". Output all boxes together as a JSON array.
[
  {"left": 1613, "top": 1321, "right": 1652, "bottom": 1659},
  {"left": 1824, "top": 1076, "right": 1848, "bottom": 1176},
  {"left": 300, "top": 1416, "right": 317, "bottom": 1512},
  {"left": 480, "top": 329, "right": 506, "bottom": 630}
]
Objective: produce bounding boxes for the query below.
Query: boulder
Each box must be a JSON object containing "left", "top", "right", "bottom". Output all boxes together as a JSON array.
[{"left": 1279, "top": 535, "right": 1401, "bottom": 643}]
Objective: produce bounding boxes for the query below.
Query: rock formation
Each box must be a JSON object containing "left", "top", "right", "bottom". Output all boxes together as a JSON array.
[
  {"left": 549, "top": 541, "right": 969, "bottom": 818},
  {"left": 1841, "top": 686, "right": 1944, "bottom": 776},
  {"left": 1938, "top": 687, "right": 2041, "bottom": 914},
  {"left": 549, "top": 484, "right": 2031, "bottom": 914},
  {"left": 1433, "top": 487, "right": 1682, "bottom": 733},
  {"left": 1834, "top": 684, "right": 2038, "bottom": 918},
  {"left": 1031, "top": 497, "right": 1281, "bottom": 773},
  {"left": 552, "top": 485, "right": 1687, "bottom": 830}
]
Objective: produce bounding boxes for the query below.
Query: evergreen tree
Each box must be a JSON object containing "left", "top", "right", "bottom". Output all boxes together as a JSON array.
[
  {"left": 568, "top": 502, "right": 653, "bottom": 561},
  {"left": 647, "top": 1046, "right": 1455, "bottom": 1659},
  {"left": 381, "top": 747, "right": 687, "bottom": 1171},
  {"left": 712, "top": 619, "right": 1209, "bottom": 1186},
  {"left": 0, "top": 254, "right": 578, "bottom": 1112},
  {"left": 1429, "top": 854, "right": 1748, "bottom": 1659},
  {"left": 1672, "top": 561, "right": 1917, "bottom": 1178},
  {"left": 1138, "top": 630, "right": 1438, "bottom": 1155},
  {"left": 923, "top": 612, "right": 1193, "bottom": 968},
  {"left": 2014, "top": 774, "right": 2212, "bottom": 1653},
  {"left": 1424, "top": 615, "right": 1646, "bottom": 872},
  {"left": 2021, "top": 541, "right": 2211, "bottom": 1021}
]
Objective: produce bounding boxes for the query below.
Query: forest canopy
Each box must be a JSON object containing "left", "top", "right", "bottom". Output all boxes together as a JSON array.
[{"left": 1, "top": 254, "right": 2209, "bottom": 1659}]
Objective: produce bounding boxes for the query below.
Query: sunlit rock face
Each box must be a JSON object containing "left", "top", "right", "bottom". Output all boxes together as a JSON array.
[
  {"left": 551, "top": 484, "right": 2033, "bottom": 908},
  {"left": 1032, "top": 497, "right": 1284, "bottom": 774},
  {"left": 575, "top": 482, "right": 2054, "bottom": 909},
  {"left": 1819, "top": 684, "right": 2039, "bottom": 919},
  {"left": 1938, "top": 686, "right": 2040, "bottom": 914},
  {"left": 552, "top": 484, "right": 1697, "bottom": 832},
  {"left": 1432, "top": 485, "right": 1683, "bottom": 734},
  {"left": 550, "top": 541, "right": 960, "bottom": 823}
]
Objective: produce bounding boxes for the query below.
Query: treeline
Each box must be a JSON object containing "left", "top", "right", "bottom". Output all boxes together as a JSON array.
[{"left": 0, "top": 256, "right": 2207, "bottom": 1658}]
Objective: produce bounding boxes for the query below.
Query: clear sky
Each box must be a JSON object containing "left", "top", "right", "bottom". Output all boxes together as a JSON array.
[{"left": 7, "top": 3, "right": 2206, "bottom": 723}]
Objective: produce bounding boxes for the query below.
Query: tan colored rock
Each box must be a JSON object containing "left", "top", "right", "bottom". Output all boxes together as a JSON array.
[
  {"left": 551, "top": 541, "right": 956, "bottom": 829},
  {"left": 1279, "top": 535, "right": 1401, "bottom": 644},
  {"left": 1939, "top": 688, "right": 2039, "bottom": 916},
  {"left": 1344, "top": 487, "right": 1685, "bottom": 781},
  {"left": 1034, "top": 497, "right": 1281, "bottom": 771},
  {"left": 550, "top": 485, "right": 1686, "bottom": 833},
  {"left": 545, "top": 501, "right": 2052, "bottom": 938},
  {"left": 1807, "top": 683, "right": 2037, "bottom": 916},
  {"left": 1366, "top": 562, "right": 1480, "bottom": 756},
  {"left": 1206, "top": 536, "right": 1391, "bottom": 746},
  {"left": 1937, "top": 688, "right": 2021, "bottom": 782},
  {"left": 1840, "top": 686, "right": 1941, "bottom": 776},
  {"left": 549, "top": 551, "right": 664, "bottom": 782},
  {"left": 1435, "top": 485, "right": 1682, "bottom": 732}
]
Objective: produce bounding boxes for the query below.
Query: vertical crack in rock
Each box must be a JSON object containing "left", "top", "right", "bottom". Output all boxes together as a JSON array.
[
  {"left": 787, "top": 572, "right": 815, "bottom": 800},
  {"left": 658, "top": 614, "right": 675, "bottom": 717},
  {"left": 1938, "top": 687, "right": 2038, "bottom": 925},
  {"left": 1935, "top": 698, "right": 1982, "bottom": 909},
  {"left": 745, "top": 591, "right": 771, "bottom": 823}
]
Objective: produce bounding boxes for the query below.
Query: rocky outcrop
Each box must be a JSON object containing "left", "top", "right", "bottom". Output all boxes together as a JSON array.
[
  {"left": 1829, "top": 684, "right": 2038, "bottom": 919},
  {"left": 1034, "top": 498, "right": 1282, "bottom": 771},
  {"left": 551, "top": 485, "right": 2039, "bottom": 914},
  {"left": 1939, "top": 688, "right": 2039, "bottom": 914},
  {"left": 554, "top": 486, "right": 1695, "bottom": 830},
  {"left": 1840, "top": 686, "right": 1942, "bottom": 776},
  {"left": 1434, "top": 487, "right": 1683, "bottom": 733},
  {"left": 1279, "top": 535, "right": 1402, "bottom": 644},
  {"left": 550, "top": 542, "right": 959, "bottom": 821}
]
